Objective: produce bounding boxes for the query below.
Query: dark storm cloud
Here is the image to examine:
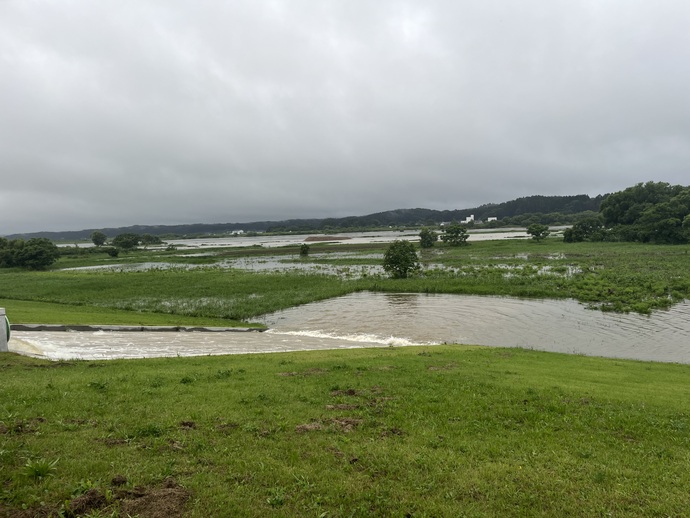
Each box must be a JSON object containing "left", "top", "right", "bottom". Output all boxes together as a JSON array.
[{"left": 1, "top": 0, "right": 689, "bottom": 233}]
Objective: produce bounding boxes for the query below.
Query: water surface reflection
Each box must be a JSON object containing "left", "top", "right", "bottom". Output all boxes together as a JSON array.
[
  {"left": 9, "top": 293, "right": 690, "bottom": 363},
  {"left": 256, "top": 293, "right": 690, "bottom": 363}
]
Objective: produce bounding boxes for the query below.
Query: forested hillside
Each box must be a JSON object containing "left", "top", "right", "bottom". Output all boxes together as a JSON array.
[{"left": 5, "top": 194, "right": 605, "bottom": 241}]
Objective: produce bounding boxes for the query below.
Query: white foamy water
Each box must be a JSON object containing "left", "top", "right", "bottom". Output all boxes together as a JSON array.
[{"left": 8, "top": 293, "right": 690, "bottom": 363}]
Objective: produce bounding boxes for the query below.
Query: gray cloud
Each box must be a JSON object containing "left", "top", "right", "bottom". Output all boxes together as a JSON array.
[{"left": 2, "top": 0, "right": 689, "bottom": 233}]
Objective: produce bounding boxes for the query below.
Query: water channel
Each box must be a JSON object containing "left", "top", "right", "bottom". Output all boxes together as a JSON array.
[{"left": 9, "top": 293, "right": 690, "bottom": 364}]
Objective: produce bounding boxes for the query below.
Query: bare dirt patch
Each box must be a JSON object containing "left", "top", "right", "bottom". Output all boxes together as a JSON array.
[
  {"left": 66, "top": 488, "right": 108, "bottom": 516},
  {"left": 119, "top": 478, "right": 190, "bottom": 518},
  {"left": 330, "top": 388, "right": 359, "bottom": 397},
  {"left": 111, "top": 474, "right": 128, "bottom": 486},
  {"left": 296, "top": 417, "right": 363, "bottom": 433},
  {"left": 295, "top": 422, "right": 323, "bottom": 433},
  {"left": 329, "top": 417, "right": 363, "bottom": 432},
  {"left": 1, "top": 478, "right": 190, "bottom": 518},
  {"left": 179, "top": 420, "right": 197, "bottom": 430},
  {"left": 278, "top": 368, "right": 328, "bottom": 377}
]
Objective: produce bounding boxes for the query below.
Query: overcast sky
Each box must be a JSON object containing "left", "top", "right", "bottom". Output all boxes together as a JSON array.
[{"left": 2, "top": 1, "right": 689, "bottom": 234}]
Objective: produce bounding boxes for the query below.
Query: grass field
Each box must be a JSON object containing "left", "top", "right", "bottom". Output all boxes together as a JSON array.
[
  {"left": 2, "top": 239, "right": 690, "bottom": 328},
  {"left": 2, "top": 238, "right": 690, "bottom": 516},
  {"left": 2, "top": 346, "right": 690, "bottom": 517}
]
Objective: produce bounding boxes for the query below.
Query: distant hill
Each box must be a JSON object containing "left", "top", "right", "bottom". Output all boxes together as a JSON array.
[{"left": 4, "top": 194, "right": 605, "bottom": 241}]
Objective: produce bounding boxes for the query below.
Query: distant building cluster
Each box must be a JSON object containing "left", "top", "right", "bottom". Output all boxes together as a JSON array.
[{"left": 440, "top": 214, "right": 497, "bottom": 226}]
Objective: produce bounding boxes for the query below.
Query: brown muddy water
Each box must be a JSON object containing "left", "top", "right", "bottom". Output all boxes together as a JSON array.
[{"left": 9, "top": 293, "right": 690, "bottom": 363}]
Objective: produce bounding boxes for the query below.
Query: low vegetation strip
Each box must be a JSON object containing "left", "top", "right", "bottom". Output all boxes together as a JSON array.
[
  {"left": 10, "top": 324, "right": 265, "bottom": 333},
  {"left": 1, "top": 346, "right": 689, "bottom": 516}
]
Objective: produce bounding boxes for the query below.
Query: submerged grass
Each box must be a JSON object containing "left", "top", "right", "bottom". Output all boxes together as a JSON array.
[
  {"left": 1, "top": 346, "right": 689, "bottom": 516},
  {"left": 0, "top": 298, "right": 261, "bottom": 328},
  {"left": 1, "top": 239, "right": 689, "bottom": 326}
]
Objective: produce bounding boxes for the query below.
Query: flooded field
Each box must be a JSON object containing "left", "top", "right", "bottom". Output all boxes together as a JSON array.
[
  {"left": 10, "top": 293, "right": 690, "bottom": 364},
  {"left": 162, "top": 229, "right": 534, "bottom": 248}
]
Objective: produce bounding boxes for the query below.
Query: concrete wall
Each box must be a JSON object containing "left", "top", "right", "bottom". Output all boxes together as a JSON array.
[{"left": 0, "top": 308, "right": 7, "bottom": 352}]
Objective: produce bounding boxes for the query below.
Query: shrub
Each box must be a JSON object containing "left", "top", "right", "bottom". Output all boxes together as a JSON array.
[
  {"left": 419, "top": 227, "right": 438, "bottom": 248},
  {"left": 527, "top": 224, "right": 550, "bottom": 242},
  {"left": 13, "top": 238, "right": 60, "bottom": 270},
  {"left": 383, "top": 240, "right": 420, "bottom": 279},
  {"left": 440, "top": 223, "right": 469, "bottom": 246}
]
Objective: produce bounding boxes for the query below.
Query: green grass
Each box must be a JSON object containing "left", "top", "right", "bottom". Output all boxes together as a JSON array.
[
  {"left": 1, "top": 346, "right": 689, "bottom": 516},
  {"left": 0, "top": 298, "right": 262, "bottom": 328}
]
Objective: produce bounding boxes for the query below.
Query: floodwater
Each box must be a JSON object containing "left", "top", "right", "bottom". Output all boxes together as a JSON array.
[
  {"left": 60, "top": 229, "right": 533, "bottom": 249},
  {"left": 9, "top": 292, "right": 690, "bottom": 364},
  {"left": 61, "top": 254, "right": 387, "bottom": 277},
  {"left": 163, "top": 229, "right": 533, "bottom": 248}
]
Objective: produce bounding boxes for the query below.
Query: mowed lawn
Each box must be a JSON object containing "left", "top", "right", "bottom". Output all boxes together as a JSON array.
[{"left": 1, "top": 345, "right": 689, "bottom": 517}]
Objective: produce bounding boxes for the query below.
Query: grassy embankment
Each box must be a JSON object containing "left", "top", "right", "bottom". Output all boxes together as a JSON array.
[
  {"left": 2, "top": 346, "right": 690, "bottom": 516},
  {"left": 1, "top": 239, "right": 689, "bottom": 326}
]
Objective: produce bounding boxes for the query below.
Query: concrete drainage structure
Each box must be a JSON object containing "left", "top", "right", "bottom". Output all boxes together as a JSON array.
[{"left": 0, "top": 308, "right": 8, "bottom": 352}]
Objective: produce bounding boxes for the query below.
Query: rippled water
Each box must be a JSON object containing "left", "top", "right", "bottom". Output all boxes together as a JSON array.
[{"left": 9, "top": 293, "right": 690, "bottom": 363}]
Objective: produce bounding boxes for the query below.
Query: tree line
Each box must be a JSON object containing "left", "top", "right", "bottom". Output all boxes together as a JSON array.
[
  {"left": 564, "top": 182, "right": 690, "bottom": 244},
  {"left": 0, "top": 232, "right": 166, "bottom": 270},
  {"left": 0, "top": 237, "right": 60, "bottom": 270},
  {"left": 384, "top": 182, "right": 689, "bottom": 279},
  {"left": 89, "top": 231, "right": 163, "bottom": 250},
  {"left": 6, "top": 194, "right": 606, "bottom": 241}
]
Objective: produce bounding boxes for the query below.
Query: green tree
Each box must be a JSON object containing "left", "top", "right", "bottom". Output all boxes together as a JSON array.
[
  {"left": 14, "top": 238, "right": 60, "bottom": 270},
  {"left": 600, "top": 182, "right": 684, "bottom": 226},
  {"left": 600, "top": 182, "right": 690, "bottom": 244},
  {"left": 299, "top": 243, "right": 310, "bottom": 257},
  {"left": 527, "top": 224, "right": 550, "bottom": 242},
  {"left": 563, "top": 216, "right": 604, "bottom": 243},
  {"left": 382, "top": 240, "right": 420, "bottom": 279},
  {"left": 0, "top": 238, "right": 16, "bottom": 268},
  {"left": 440, "top": 223, "right": 469, "bottom": 246},
  {"left": 140, "top": 234, "right": 162, "bottom": 249},
  {"left": 112, "top": 233, "right": 140, "bottom": 251},
  {"left": 90, "top": 231, "right": 107, "bottom": 247},
  {"left": 419, "top": 227, "right": 438, "bottom": 248}
]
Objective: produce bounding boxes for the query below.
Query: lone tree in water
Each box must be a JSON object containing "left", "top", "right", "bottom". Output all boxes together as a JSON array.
[
  {"left": 440, "top": 223, "right": 469, "bottom": 246},
  {"left": 527, "top": 224, "right": 551, "bottom": 242},
  {"left": 383, "top": 240, "right": 420, "bottom": 279},
  {"left": 112, "top": 233, "right": 140, "bottom": 251},
  {"left": 419, "top": 227, "right": 438, "bottom": 248},
  {"left": 140, "top": 234, "right": 162, "bottom": 249},
  {"left": 90, "top": 231, "right": 107, "bottom": 247}
]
